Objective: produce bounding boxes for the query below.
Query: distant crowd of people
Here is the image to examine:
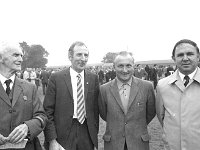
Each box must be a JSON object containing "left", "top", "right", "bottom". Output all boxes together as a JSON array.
[{"left": 1, "top": 39, "right": 200, "bottom": 150}]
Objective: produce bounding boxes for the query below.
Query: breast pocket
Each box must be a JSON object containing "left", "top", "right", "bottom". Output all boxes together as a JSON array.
[
  {"left": 136, "top": 101, "right": 146, "bottom": 109},
  {"left": 134, "top": 101, "right": 146, "bottom": 113},
  {"left": 23, "top": 96, "right": 33, "bottom": 119}
]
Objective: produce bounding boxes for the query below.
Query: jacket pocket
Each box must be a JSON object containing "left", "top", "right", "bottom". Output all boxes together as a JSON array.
[
  {"left": 103, "top": 134, "right": 111, "bottom": 142},
  {"left": 141, "top": 133, "right": 150, "bottom": 142}
]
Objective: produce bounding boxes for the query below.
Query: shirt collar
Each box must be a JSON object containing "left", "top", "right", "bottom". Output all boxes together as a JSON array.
[
  {"left": 70, "top": 67, "right": 84, "bottom": 78},
  {"left": 0, "top": 73, "right": 15, "bottom": 85},
  {"left": 178, "top": 68, "right": 197, "bottom": 81},
  {"left": 116, "top": 77, "right": 132, "bottom": 89}
]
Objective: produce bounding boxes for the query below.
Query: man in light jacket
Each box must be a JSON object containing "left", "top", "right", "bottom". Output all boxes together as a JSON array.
[{"left": 156, "top": 39, "right": 200, "bottom": 150}]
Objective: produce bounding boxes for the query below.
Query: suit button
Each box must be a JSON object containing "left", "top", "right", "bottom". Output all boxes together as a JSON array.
[
  {"left": 122, "top": 134, "right": 125, "bottom": 137},
  {"left": 9, "top": 110, "right": 12, "bottom": 113},
  {"left": 125, "top": 122, "right": 127, "bottom": 125}
]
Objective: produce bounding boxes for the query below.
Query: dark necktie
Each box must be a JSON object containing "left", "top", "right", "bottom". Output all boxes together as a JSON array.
[
  {"left": 184, "top": 75, "right": 190, "bottom": 87},
  {"left": 5, "top": 79, "right": 12, "bottom": 96}
]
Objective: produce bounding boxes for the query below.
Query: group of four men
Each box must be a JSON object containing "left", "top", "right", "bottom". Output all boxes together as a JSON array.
[{"left": 0, "top": 39, "right": 199, "bottom": 150}]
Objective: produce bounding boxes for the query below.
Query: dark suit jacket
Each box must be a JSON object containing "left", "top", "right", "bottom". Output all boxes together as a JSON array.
[
  {"left": 0, "top": 77, "right": 47, "bottom": 150},
  {"left": 40, "top": 70, "right": 50, "bottom": 84},
  {"left": 98, "top": 77, "right": 156, "bottom": 150},
  {"left": 43, "top": 68, "right": 99, "bottom": 149}
]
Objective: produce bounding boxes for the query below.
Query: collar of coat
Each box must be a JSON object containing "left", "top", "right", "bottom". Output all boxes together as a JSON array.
[{"left": 168, "top": 67, "right": 200, "bottom": 85}]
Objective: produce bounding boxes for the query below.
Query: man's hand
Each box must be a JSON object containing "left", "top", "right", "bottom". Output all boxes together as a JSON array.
[
  {"left": 49, "top": 139, "right": 64, "bottom": 150},
  {"left": 7, "top": 124, "right": 28, "bottom": 143},
  {"left": 0, "top": 134, "right": 7, "bottom": 145}
]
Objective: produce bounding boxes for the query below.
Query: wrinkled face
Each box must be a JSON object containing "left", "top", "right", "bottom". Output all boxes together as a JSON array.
[
  {"left": 0, "top": 47, "right": 23, "bottom": 73},
  {"left": 69, "top": 45, "right": 89, "bottom": 73},
  {"left": 114, "top": 55, "right": 134, "bottom": 83},
  {"left": 172, "top": 43, "right": 199, "bottom": 75}
]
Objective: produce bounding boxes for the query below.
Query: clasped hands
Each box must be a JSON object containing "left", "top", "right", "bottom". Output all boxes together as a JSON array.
[{"left": 0, "top": 124, "right": 28, "bottom": 145}]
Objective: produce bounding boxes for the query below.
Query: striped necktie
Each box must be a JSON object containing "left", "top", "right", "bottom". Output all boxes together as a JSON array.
[{"left": 77, "top": 74, "right": 85, "bottom": 124}]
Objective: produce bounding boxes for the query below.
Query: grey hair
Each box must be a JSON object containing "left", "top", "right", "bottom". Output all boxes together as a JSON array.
[
  {"left": 113, "top": 51, "right": 134, "bottom": 64},
  {"left": 0, "top": 41, "right": 21, "bottom": 55}
]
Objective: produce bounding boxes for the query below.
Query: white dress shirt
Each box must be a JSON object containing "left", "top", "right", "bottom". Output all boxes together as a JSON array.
[
  {"left": 0, "top": 73, "right": 15, "bottom": 91},
  {"left": 70, "top": 67, "right": 85, "bottom": 118},
  {"left": 178, "top": 68, "right": 197, "bottom": 83}
]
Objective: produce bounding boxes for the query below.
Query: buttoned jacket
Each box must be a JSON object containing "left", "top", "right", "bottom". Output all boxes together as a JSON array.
[
  {"left": 156, "top": 67, "right": 200, "bottom": 150},
  {"left": 0, "top": 77, "right": 47, "bottom": 150},
  {"left": 43, "top": 68, "right": 99, "bottom": 149},
  {"left": 98, "top": 77, "right": 156, "bottom": 150}
]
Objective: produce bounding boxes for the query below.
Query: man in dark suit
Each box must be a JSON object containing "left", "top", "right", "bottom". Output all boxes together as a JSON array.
[
  {"left": 98, "top": 67, "right": 104, "bottom": 85},
  {"left": 98, "top": 51, "right": 156, "bottom": 150},
  {"left": 43, "top": 41, "right": 99, "bottom": 150},
  {"left": 40, "top": 68, "right": 50, "bottom": 95},
  {"left": 0, "top": 41, "right": 47, "bottom": 150}
]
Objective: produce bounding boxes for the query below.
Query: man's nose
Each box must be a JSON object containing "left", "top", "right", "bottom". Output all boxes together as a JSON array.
[
  {"left": 123, "top": 67, "right": 128, "bottom": 72},
  {"left": 183, "top": 54, "right": 189, "bottom": 60},
  {"left": 18, "top": 55, "right": 23, "bottom": 61},
  {"left": 81, "top": 55, "right": 87, "bottom": 60}
]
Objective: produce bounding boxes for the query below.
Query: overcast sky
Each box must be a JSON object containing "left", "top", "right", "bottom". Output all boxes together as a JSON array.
[{"left": 0, "top": 0, "right": 200, "bottom": 66}]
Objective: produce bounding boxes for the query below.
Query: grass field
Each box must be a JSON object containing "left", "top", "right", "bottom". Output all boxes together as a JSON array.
[{"left": 37, "top": 86, "right": 164, "bottom": 150}]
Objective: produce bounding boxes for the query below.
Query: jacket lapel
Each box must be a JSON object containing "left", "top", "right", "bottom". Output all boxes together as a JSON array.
[
  {"left": 84, "top": 70, "right": 89, "bottom": 101},
  {"left": 63, "top": 68, "right": 73, "bottom": 98},
  {"left": 168, "top": 70, "right": 185, "bottom": 92},
  {"left": 127, "top": 77, "right": 139, "bottom": 111},
  {"left": 12, "top": 78, "right": 23, "bottom": 107},
  {"left": 0, "top": 82, "right": 11, "bottom": 106},
  {"left": 110, "top": 79, "right": 125, "bottom": 113}
]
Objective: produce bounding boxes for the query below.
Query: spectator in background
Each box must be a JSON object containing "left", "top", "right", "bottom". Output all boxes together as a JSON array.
[
  {"left": 98, "top": 67, "right": 105, "bottom": 85},
  {"left": 156, "top": 39, "right": 200, "bottom": 149},
  {"left": 40, "top": 68, "right": 50, "bottom": 95},
  {"left": 145, "top": 65, "right": 150, "bottom": 80},
  {"left": 23, "top": 68, "right": 30, "bottom": 81},
  {"left": 29, "top": 68, "right": 37, "bottom": 84},
  {"left": 105, "top": 69, "right": 111, "bottom": 82},
  {"left": 134, "top": 64, "right": 148, "bottom": 80},
  {"left": 149, "top": 64, "right": 158, "bottom": 89},
  {"left": 110, "top": 68, "right": 116, "bottom": 80}
]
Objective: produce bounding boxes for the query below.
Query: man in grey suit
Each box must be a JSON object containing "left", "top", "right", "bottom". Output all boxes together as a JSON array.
[
  {"left": 0, "top": 41, "right": 47, "bottom": 150},
  {"left": 43, "top": 41, "right": 99, "bottom": 150},
  {"left": 98, "top": 51, "right": 156, "bottom": 150}
]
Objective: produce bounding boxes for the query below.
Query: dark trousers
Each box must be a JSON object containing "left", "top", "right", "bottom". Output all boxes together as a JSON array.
[
  {"left": 65, "top": 119, "right": 94, "bottom": 150},
  {"left": 124, "top": 141, "right": 128, "bottom": 150},
  {"left": 42, "top": 82, "right": 48, "bottom": 95}
]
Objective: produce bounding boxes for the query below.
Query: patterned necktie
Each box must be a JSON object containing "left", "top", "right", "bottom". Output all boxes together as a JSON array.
[
  {"left": 184, "top": 75, "right": 190, "bottom": 87},
  {"left": 121, "top": 83, "right": 129, "bottom": 114},
  {"left": 5, "top": 79, "right": 12, "bottom": 96},
  {"left": 77, "top": 74, "right": 85, "bottom": 124}
]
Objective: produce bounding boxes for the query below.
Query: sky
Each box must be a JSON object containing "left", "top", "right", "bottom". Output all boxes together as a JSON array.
[{"left": 0, "top": 0, "right": 200, "bottom": 67}]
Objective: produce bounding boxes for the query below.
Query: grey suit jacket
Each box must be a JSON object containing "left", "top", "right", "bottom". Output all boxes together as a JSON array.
[
  {"left": 98, "top": 76, "right": 156, "bottom": 150},
  {"left": 0, "top": 77, "right": 47, "bottom": 150}
]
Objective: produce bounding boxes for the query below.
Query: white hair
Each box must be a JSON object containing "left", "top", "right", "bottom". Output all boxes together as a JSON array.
[{"left": 0, "top": 41, "right": 21, "bottom": 55}]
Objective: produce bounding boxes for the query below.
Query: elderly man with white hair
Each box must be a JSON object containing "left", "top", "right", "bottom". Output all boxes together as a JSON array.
[{"left": 0, "top": 41, "right": 47, "bottom": 150}]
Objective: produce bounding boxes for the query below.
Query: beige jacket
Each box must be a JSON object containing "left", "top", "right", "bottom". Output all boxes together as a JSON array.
[{"left": 156, "top": 67, "right": 200, "bottom": 150}]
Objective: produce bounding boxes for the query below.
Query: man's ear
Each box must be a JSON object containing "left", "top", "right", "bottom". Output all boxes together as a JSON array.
[
  {"left": 172, "top": 56, "right": 175, "bottom": 62},
  {"left": 0, "top": 55, "right": 3, "bottom": 62},
  {"left": 197, "top": 53, "right": 200, "bottom": 62},
  {"left": 68, "top": 53, "right": 72, "bottom": 61}
]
